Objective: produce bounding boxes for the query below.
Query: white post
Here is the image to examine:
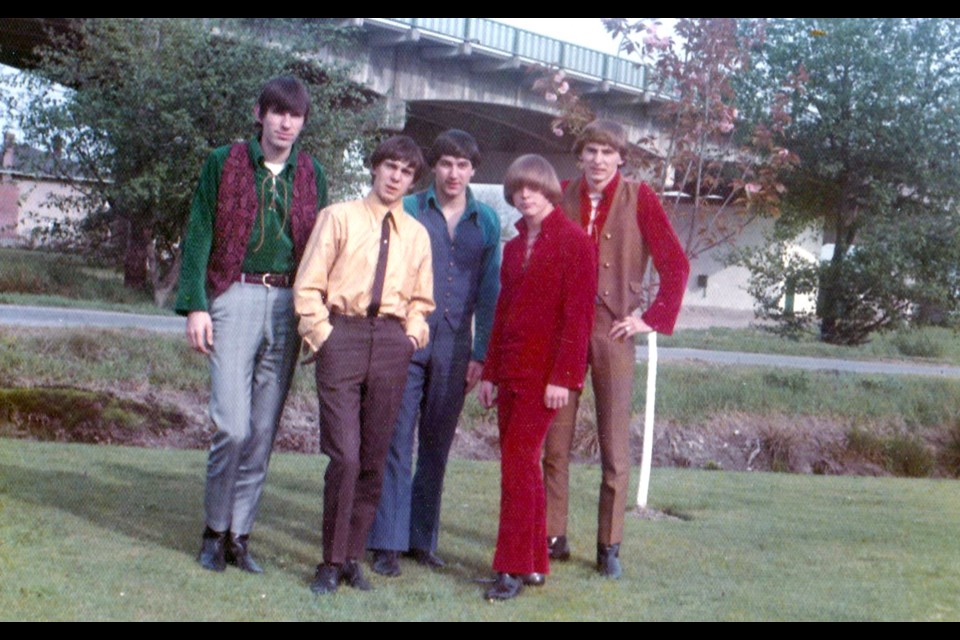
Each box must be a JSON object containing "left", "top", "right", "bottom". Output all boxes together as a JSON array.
[{"left": 636, "top": 331, "right": 657, "bottom": 509}]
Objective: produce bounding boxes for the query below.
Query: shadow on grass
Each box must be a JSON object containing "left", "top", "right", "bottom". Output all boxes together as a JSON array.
[
  {"left": 0, "top": 438, "right": 537, "bottom": 597},
  {"left": 0, "top": 455, "right": 328, "bottom": 578},
  {"left": 435, "top": 522, "right": 500, "bottom": 580}
]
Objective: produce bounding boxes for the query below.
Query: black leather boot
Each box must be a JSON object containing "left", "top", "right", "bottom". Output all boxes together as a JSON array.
[
  {"left": 596, "top": 543, "right": 622, "bottom": 579},
  {"left": 484, "top": 573, "right": 523, "bottom": 601},
  {"left": 370, "top": 549, "right": 401, "bottom": 577},
  {"left": 197, "top": 526, "right": 227, "bottom": 572},
  {"left": 547, "top": 535, "right": 571, "bottom": 561},
  {"left": 225, "top": 532, "right": 263, "bottom": 574}
]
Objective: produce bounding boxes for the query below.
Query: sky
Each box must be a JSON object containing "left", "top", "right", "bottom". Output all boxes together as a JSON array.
[{"left": 492, "top": 18, "right": 626, "bottom": 55}]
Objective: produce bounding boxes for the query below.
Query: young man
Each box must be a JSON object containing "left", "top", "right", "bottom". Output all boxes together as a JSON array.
[
  {"left": 478, "top": 154, "right": 597, "bottom": 601},
  {"left": 294, "top": 135, "right": 435, "bottom": 595},
  {"left": 366, "top": 130, "right": 501, "bottom": 576},
  {"left": 543, "top": 120, "right": 690, "bottom": 579},
  {"left": 176, "top": 76, "right": 327, "bottom": 574}
]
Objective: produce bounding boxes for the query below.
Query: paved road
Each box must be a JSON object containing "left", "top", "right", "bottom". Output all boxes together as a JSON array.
[
  {"left": 635, "top": 346, "right": 960, "bottom": 379},
  {"left": 0, "top": 304, "right": 184, "bottom": 333},
  {"left": 3, "top": 303, "right": 960, "bottom": 379}
]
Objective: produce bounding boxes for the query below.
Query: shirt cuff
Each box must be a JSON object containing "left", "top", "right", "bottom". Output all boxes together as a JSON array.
[{"left": 405, "top": 316, "right": 430, "bottom": 351}]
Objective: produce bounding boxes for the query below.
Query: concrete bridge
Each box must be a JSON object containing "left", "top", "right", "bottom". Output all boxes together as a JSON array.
[
  {"left": 313, "top": 18, "right": 670, "bottom": 181},
  {"left": 1, "top": 17, "right": 669, "bottom": 182}
]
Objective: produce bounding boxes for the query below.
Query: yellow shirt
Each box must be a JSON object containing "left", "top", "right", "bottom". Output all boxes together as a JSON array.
[{"left": 294, "top": 192, "right": 435, "bottom": 352}]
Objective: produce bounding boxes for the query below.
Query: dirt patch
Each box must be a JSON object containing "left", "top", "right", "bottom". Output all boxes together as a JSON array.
[
  {"left": 0, "top": 386, "right": 200, "bottom": 448},
  {"left": 1, "top": 385, "right": 955, "bottom": 478},
  {"left": 452, "top": 409, "right": 953, "bottom": 478}
]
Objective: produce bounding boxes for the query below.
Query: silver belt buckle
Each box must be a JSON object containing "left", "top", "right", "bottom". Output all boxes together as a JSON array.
[{"left": 261, "top": 273, "right": 272, "bottom": 289}]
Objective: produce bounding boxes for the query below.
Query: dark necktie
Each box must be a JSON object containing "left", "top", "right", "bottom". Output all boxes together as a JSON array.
[{"left": 367, "top": 211, "right": 392, "bottom": 318}]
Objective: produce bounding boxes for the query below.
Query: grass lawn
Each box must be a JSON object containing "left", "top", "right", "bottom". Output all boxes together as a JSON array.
[
  {"left": 1, "top": 438, "right": 958, "bottom": 621},
  {"left": 662, "top": 325, "right": 960, "bottom": 366},
  {"left": 0, "top": 327, "right": 960, "bottom": 428},
  {"left": 7, "top": 326, "right": 960, "bottom": 432},
  {"left": 5, "top": 325, "right": 960, "bottom": 478}
]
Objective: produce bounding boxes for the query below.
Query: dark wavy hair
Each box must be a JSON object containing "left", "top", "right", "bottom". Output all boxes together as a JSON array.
[
  {"left": 256, "top": 75, "right": 311, "bottom": 121},
  {"left": 427, "top": 129, "right": 481, "bottom": 168},
  {"left": 370, "top": 135, "right": 426, "bottom": 183}
]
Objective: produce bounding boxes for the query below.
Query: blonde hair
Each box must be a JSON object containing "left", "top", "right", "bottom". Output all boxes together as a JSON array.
[{"left": 503, "top": 154, "right": 562, "bottom": 206}]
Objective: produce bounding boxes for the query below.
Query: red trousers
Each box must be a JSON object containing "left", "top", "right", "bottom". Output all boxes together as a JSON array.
[{"left": 492, "top": 382, "right": 558, "bottom": 575}]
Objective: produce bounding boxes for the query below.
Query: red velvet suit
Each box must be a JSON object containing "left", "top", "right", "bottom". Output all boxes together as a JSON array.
[{"left": 482, "top": 208, "right": 597, "bottom": 574}]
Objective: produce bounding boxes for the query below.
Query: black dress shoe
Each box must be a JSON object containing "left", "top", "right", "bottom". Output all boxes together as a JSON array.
[
  {"left": 225, "top": 533, "right": 263, "bottom": 574},
  {"left": 197, "top": 527, "right": 227, "bottom": 572},
  {"left": 547, "top": 535, "right": 571, "bottom": 561},
  {"left": 341, "top": 559, "right": 372, "bottom": 591},
  {"left": 484, "top": 572, "right": 523, "bottom": 601},
  {"left": 370, "top": 549, "right": 401, "bottom": 577},
  {"left": 309, "top": 563, "right": 341, "bottom": 595},
  {"left": 519, "top": 572, "right": 545, "bottom": 587},
  {"left": 597, "top": 543, "right": 622, "bottom": 579},
  {"left": 406, "top": 548, "right": 445, "bottom": 568}
]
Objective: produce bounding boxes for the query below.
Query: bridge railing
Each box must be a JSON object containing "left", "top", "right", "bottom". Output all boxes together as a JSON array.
[{"left": 380, "top": 18, "right": 664, "bottom": 98}]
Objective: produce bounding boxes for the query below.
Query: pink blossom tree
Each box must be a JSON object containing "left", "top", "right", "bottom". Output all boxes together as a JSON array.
[{"left": 539, "top": 18, "right": 803, "bottom": 260}]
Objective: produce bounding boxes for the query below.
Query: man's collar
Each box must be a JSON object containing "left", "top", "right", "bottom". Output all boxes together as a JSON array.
[
  {"left": 364, "top": 192, "right": 404, "bottom": 233},
  {"left": 580, "top": 171, "right": 622, "bottom": 201},
  {"left": 426, "top": 184, "right": 479, "bottom": 220},
  {"left": 248, "top": 137, "right": 299, "bottom": 171},
  {"left": 514, "top": 207, "right": 561, "bottom": 235}
]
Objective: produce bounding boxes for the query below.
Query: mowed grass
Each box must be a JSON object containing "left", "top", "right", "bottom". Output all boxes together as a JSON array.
[
  {"left": 0, "top": 248, "right": 167, "bottom": 315},
  {"left": 662, "top": 325, "right": 960, "bottom": 366},
  {"left": 1, "top": 438, "right": 959, "bottom": 621}
]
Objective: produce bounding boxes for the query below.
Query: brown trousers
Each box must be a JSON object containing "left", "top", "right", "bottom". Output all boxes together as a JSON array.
[
  {"left": 314, "top": 315, "right": 414, "bottom": 564},
  {"left": 543, "top": 305, "right": 635, "bottom": 546}
]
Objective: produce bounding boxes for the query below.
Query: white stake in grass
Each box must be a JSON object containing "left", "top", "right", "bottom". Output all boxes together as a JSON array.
[{"left": 636, "top": 331, "right": 657, "bottom": 509}]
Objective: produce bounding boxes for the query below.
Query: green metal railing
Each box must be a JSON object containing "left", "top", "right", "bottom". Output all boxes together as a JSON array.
[{"left": 381, "top": 18, "right": 657, "bottom": 96}]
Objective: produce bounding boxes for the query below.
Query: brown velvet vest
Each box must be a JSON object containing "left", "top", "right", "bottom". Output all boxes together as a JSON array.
[
  {"left": 207, "top": 143, "right": 318, "bottom": 299},
  {"left": 561, "top": 175, "right": 650, "bottom": 318}
]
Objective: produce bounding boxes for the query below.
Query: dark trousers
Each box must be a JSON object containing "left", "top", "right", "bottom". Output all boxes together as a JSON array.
[
  {"left": 367, "top": 322, "right": 472, "bottom": 553},
  {"left": 314, "top": 314, "right": 414, "bottom": 565}
]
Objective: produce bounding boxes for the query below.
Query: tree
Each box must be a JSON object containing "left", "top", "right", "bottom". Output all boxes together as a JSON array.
[
  {"left": 9, "top": 18, "right": 377, "bottom": 305},
  {"left": 538, "top": 18, "right": 801, "bottom": 261},
  {"left": 738, "top": 18, "right": 960, "bottom": 344}
]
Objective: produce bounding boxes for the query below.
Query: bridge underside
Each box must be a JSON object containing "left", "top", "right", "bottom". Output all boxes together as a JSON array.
[
  {"left": 0, "top": 18, "right": 68, "bottom": 68},
  {"left": 403, "top": 100, "right": 578, "bottom": 182}
]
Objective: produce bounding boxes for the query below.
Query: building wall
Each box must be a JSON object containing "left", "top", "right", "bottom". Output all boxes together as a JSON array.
[
  {"left": 675, "top": 212, "right": 821, "bottom": 313},
  {"left": 0, "top": 173, "right": 92, "bottom": 247},
  {"left": 0, "top": 179, "right": 17, "bottom": 242}
]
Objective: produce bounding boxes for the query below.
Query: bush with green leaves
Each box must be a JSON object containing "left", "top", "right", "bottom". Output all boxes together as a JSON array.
[
  {"left": 736, "top": 19, "right": 960, "bottom": 345},
  {"left": 7, "top": 18, "right": 379, "bottom": 305}
]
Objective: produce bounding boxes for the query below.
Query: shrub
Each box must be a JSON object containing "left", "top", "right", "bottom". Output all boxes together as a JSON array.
[
  {"left": 890, "top": 331, "right": 946, "bottom": 359},
  {"left": 844, "top": 427, "right": 935, "bottom": 478}
]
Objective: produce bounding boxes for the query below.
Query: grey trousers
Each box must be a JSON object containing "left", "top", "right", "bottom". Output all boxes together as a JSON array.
[{"left": 204, "top": 282, "right": 299, "bottom": 535}]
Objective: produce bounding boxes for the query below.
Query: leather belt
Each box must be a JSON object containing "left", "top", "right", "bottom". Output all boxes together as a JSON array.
[{"left": 235, "top": 272, "right": 293, "bottom": 288}]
